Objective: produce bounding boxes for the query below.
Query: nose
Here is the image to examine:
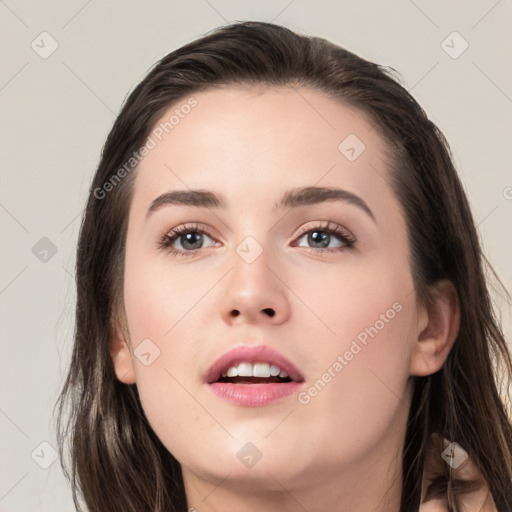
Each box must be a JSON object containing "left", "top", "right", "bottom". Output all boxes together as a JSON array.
[{"left": 220, "top": 244, "right": 291, "bottom": 326}]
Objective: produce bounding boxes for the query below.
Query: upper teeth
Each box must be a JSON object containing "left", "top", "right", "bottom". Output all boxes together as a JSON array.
[{"left": 221, "top": 362, "right": 289, "bottom": 379}]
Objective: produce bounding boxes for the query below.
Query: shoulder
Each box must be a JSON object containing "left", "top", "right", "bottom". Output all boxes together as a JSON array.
[{"left": 420, "top": 434, "right": 498, "bottom": 511}]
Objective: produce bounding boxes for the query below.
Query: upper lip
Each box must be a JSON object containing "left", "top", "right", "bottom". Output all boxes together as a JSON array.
[{"left": 204, "top": 345, "right": 305, "bottom": 384}]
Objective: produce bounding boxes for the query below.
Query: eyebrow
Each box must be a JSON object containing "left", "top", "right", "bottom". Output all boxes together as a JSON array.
[{"left": 146, "top": 186, "right": 375, "bottom": 222}]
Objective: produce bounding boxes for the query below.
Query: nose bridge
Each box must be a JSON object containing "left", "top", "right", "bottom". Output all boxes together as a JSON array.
[
  {"left": 220, "top": 232, "right": 290, "bottom": 324},
  {"left": 231, "top": 234, "right": 271, "bottom": 287}
]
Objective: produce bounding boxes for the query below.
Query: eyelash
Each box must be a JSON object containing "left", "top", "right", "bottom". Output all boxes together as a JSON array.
[{"left": 157, "top": 221, "right": 356, "bottom": 257}]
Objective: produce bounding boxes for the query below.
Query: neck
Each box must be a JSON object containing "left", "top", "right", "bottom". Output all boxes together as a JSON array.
[{"left": 183, "top": 380, "right": 414, "bottom": 512}]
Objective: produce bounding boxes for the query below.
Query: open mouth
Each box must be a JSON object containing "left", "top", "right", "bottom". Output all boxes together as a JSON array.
[
  {"left": 215, "top": 375, "right": 294, "bottom": 384},
  {"left": 204, "top": 345, "right": 304, "bottom": 406},
  {"left": 207, "top": 358, "right": 303, "bottom": 385}
]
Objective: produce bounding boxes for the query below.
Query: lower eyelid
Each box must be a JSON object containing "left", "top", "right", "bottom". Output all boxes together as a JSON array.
[{"left": 160, "top": 223, "right": 355, "bottom": 254}]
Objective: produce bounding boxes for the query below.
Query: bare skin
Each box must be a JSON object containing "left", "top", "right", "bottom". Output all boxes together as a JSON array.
[
  {"left": 110, "top": 85, "right": 460, "bottom": 511},
  {"left": 420, "top": 434, "right": 498, "bottom": 511}
]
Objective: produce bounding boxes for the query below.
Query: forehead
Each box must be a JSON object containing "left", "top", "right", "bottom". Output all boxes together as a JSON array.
[{"left": 131, "top": 85, "right": 395, "bottom": 214}]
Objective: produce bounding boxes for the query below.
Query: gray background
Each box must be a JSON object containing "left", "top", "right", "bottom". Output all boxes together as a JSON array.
[{"left": 1, "top": 1, "right": 511, "bottom": 510}]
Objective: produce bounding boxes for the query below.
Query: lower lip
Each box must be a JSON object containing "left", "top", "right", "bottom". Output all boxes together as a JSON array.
[{"left": 208, "top": 381, "right": 303, "bottom": 407}]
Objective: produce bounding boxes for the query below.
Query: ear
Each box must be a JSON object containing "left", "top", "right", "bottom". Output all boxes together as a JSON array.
[
  {"left": 109, "top": 316, "right": 136, "bottom": 384},
  {"left": 410, "top": 279, "right": 460, "bottom": 377}
]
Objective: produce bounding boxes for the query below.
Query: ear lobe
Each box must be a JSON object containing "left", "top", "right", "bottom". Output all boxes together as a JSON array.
[
  {"left": 109, "top": 317, "right": 136, "bottom": 384},
  {"left": 410, "top": 280, "right": 460, "bottom": 377}
]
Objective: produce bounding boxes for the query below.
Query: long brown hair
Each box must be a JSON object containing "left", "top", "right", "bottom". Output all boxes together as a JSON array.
[{"left": 55, "top": 21, "right": 512, "bottom": 511}]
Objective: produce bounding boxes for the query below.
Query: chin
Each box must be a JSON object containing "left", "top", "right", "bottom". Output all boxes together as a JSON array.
[{"left": 185, "top": 440, "right": 317, "bottom": 488}]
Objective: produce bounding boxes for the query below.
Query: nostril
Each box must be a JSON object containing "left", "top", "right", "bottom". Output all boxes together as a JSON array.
[{"left": 262, "top": 308, "right": 275, "bottom": 317}]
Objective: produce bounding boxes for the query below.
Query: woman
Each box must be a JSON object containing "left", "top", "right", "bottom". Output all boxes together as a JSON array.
[{"left": 56, "top": 21, "right": 512, "bottom": 511}]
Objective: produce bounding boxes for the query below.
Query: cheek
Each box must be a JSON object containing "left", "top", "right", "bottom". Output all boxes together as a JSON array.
[
  {"left": 289, "top": 249, "right": 414, "bottom": 360},
  {"left": 292, "top": 259, "right": 415, "bottom": 441},
  {"left": 133, "top": 359, "right": 223, "bottom": 469},
  {"left": 121, "top": 223, "right": 417, "bottom": 473},
  {"left": 122, "top": 249, "right": 220, "bottom": 434},
  {"left": 122, "top": 246, "right": 210, "bottom": 344}
]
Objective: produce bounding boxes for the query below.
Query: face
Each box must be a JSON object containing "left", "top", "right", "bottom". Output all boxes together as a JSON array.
[{"left": 112, "top": 85, "right": 424, "bottom": 496}]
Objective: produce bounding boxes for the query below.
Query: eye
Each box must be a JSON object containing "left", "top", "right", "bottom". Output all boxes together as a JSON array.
[
  {"left": 158, "top": 221, "right": 356, "bottom": 257},
  {"left": 158, "top": 223, "right": 218, "bottom": 257},
  {"left": 293, "top": 221, "right": 356, "bottom": 254}
]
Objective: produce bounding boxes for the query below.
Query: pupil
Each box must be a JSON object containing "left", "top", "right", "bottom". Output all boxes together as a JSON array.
[
  {"left": 180, "top": 230, "right": 331, "bottom": 250},
  {"left": 309, "top": 231, "right": 329, "bottom": 248},
  {"left": 182, "top": 232, "right": 202, "bottom": 250}
]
